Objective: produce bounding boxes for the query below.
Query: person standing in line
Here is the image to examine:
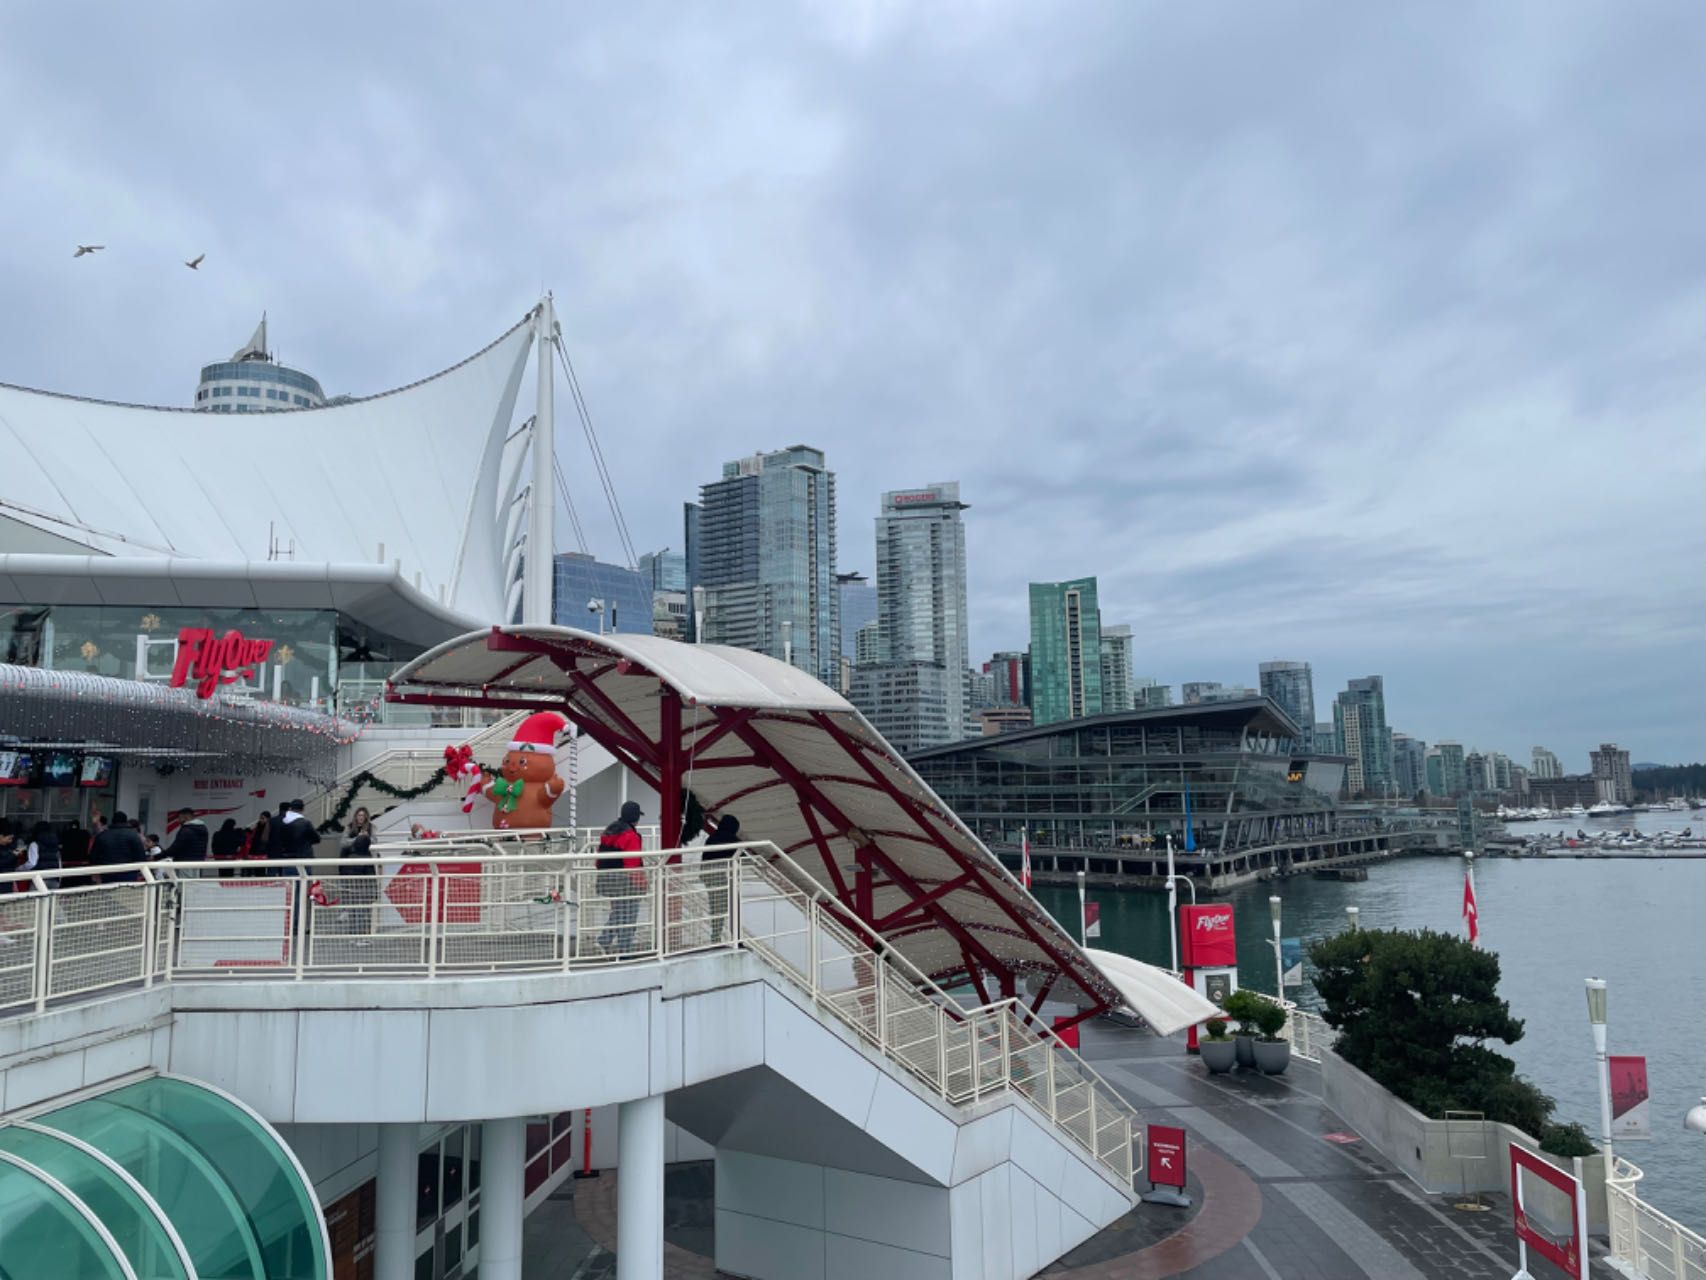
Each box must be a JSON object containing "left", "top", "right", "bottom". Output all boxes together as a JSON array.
[
  {"left": 700, "top": 814, "right": 741, "bottom": 944},
  {"left": 244, "top": 811, "right": 273, "bottom": 878},
  {"left": 275, "top": 799, "right": 321, "bottom": 875},
  {"left": 0, "top": 820, "right": 17, "bottom": 891},
  {"left": 23, "top": 821, "right": 62, "bottom": 889},
  {"left": 89, "top": 811, "right": 147, "bottom": 883},
  {"left": 595, "top": 800, "right": 645, "bottom": 955},
  {"left": 162, "top": 808, "right": 208, "bottom": 877},
  {"left": 211, "top": 818, "right": 243, "bottom": 860},
  {"left": 142, "top": 833, "right": 165, "bottom": 860},
  {"left": 339, "top": 809, "right": 375, "bottom": 935},
  {"left": 60, "top": 820, "right": 90, "bottom": 870}
]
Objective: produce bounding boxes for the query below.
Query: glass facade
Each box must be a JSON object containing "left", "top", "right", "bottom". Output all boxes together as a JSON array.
[
  {"left": 0, "top": 1075, "right": 328, "bottom": 1280},
  {"left": 0, "top": 603, "right": 428, "bottom": 720},
  {"left": 1028, "top": 578, "right": 1103, "bottom": 726},
  {"left": 1333, "top": 675, "right": 1393, "bottom": 796},
  {"left": 551, "top": 554, "right": 653, "bottom": 636},
  {"left": 692, "top": 447, "right": 839, "bottom": 683},
  {"left": 910, "top": 704, "right": 1339, "bottom": 857},
  {"left": 1257, "top": 660, "right": 1316, "bottom": 746}
]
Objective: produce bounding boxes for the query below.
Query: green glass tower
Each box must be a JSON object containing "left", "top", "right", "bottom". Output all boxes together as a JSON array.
[{"left": 1028, "top": 577, "right": 1103, "bottom": 726}]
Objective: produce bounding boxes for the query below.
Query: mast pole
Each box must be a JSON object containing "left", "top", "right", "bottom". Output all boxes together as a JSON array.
[{"left": 524, "top": 295, "right": 557, "bottom": 625}]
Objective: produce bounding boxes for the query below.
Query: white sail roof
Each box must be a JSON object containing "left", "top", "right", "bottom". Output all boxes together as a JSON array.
[{"left": 0, "top": 312, "right": 537, "bottom": 624}]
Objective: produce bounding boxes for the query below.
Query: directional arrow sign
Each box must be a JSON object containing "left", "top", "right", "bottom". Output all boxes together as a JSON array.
[{"left": 1146, "top": 1124, "right": 1187, "bottom": 1189}]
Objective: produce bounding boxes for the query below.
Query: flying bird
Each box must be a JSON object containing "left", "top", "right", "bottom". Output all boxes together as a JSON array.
[
  {"left": 73, "top": 245, "right": 104, "bottom": 257},
  {"left": 185, "top": 253, "right": 204, "bottom": 270}
]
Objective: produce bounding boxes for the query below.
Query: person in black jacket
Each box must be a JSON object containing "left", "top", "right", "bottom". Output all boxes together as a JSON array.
[
  {"left": 89, "top": 811, "right": 147, "bottom": 883},
  {"left": 24, "top": 821, "right": 62, "bottom": 889},
  {"left": 211, "top": 819, "right": 243, "bottom": 860},
  {"left": 700, "top": 814, "right": 741, "bottom": 943},
  {"left": 273, "top": 798, "right": 321, "bottom": 874},
  {"left": 163, "top": 809, "right": 209, "bottom": 875}
]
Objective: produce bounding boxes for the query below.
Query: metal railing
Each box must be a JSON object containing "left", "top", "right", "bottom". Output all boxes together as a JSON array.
[
  {"left": 0, "top": 839, "right": 1138, "bottom": 1188},
  {"left": 1609, "top": 1158, "right": 1706, "bottom": 1280},
  {"left": 307, "top": 711, "right": 527, "bottom": 825}
]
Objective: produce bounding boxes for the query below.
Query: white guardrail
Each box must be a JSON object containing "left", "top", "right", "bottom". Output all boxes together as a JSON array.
[
  {"left": 1243, "top": 990, "right": 1337, "bottom": 1064},
  {"left": 0, "top": 837, "right": 1138, "bottom": 1188},
  {"left": 1609, "top": 1157, "right": 1706, "bottom": 1280}
]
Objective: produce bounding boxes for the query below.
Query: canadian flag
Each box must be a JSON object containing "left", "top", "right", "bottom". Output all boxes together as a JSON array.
[
  {"left": 1021, "top": 829, "right": 1032, "bottom": 890},
  {"left": 1462, "top": 866, "right": 1479, "bottom": 946}
]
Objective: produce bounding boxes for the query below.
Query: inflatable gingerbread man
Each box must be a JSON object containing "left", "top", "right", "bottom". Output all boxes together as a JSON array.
[{"left": 483, "top": 711, "right": 569, "bottom": 830}]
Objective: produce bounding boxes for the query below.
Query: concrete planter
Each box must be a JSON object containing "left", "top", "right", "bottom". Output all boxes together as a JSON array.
[
  {"left": 1253, "top": 1039, "right": 1291, "bottom": 1075},
  {"left": 1200, "top": 1039, "right": 1238, "bottom": 1074},
  {"left": 1234, "top": 1035, "right": 1256, "bottom": 1069}
]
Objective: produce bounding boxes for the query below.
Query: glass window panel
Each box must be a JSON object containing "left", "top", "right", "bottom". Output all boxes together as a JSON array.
[
  {"left": 442, "top": 1129, "right": 463, "bottom": 1211},
  {"left": 0, "top": 1158, "right": 130, "bottom": 1280},
  {"left": 0, "top": 1127, "right": 189, "bottom": 1280},
  {"left": 417, "top": 1144, "right": 439, "bottom": 1231}
]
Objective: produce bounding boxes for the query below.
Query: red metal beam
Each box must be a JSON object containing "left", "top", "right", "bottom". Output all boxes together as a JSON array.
[
  {"left": 796, "top": 801, "right": 850, "bottom": 901},
  {"left": 1027, "top": 974, "right": 1058, "bottom": 1016},
  {"left": 961, "top": 948, "right": 993, "bottom": 1006},
  {"left": 871, "top": 873, "right": 974, "bottom": 931},
  {"left": 684, "top": 707, "right": 759, "bottom": 758},
  {"left": 808, "top": 711, "right": 1109, "bottom": 1015},
  {"left": 660, "top": 686, "right": 683, "bottom": 854}
]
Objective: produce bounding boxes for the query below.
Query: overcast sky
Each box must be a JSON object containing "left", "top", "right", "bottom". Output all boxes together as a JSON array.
[{"left": 3, "top": 3, "right": 1702, "bottom": 766}]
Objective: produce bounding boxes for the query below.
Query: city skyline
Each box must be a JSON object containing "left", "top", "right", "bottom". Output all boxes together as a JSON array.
[{"left": 1, "top": 6, "right": 1700, "bottom": 764}]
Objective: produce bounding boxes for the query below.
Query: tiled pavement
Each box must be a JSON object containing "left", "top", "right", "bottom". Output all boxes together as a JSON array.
[{"left": 511, "top": 1020, "right": 1610, "bottom": 1277}]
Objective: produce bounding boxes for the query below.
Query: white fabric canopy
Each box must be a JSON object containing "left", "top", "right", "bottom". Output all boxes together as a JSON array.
[
  {"left": 389, "top": 625, "right": 1123, "bottom": 1010},
  {"left": 0, "top": 313, "right": 536, "bottom": 623},
  {"left": 1082, "top": 948, "right": 1222, "bottom": 1036}
]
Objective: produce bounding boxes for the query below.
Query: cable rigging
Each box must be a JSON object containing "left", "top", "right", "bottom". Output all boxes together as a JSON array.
[{"left": 552, "top": 332, "right": 639, "bottom": 570}]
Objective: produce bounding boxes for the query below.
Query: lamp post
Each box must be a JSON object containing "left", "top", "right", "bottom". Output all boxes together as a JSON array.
[
  {"left": 1076, "top": 868, "right": 1088, "bottom": 945},
  {"left": 1345, "top": 905, "right": 1360, "bottom": 931},
  {"left": 1586, "top": 977, "right": 1613, "bottom": 1184},
  {"left": 1269, "top": 895, "right": 1284, "bottom": 1001},
  {"left": 1166, "top": 834, "right": 1178, "bottom": 974}
]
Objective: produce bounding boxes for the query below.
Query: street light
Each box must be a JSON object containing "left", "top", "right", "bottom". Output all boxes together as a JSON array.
[
  {"left": 1586, "top": 977, "right": 1613, "bottom": 1184},
  {"left": 1269, "top": 894, "right": 1284, "bottom": 1001},
  {"left": 1684, "top": 1099, "right": 1706, "bottom": 1135}
]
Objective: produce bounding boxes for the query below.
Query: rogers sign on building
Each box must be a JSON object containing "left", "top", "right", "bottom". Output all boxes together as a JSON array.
[{"left": 1179, "top": 904, "right": 1237, "bottom": 968}]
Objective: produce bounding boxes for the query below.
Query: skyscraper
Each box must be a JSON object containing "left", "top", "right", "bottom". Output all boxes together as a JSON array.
[
  {"left": 837, "top": 572, "right": 877, "bottom": 662},
  {"left": 1333, "top": 676, "right": 1393, "bottom": 796},
  {"left": 1133, "top": 678, "right": 1172, "bottom": 709},
  {"left": 637, "top": 549, "right": 686, "bottom": 594},
  {"left": 1258, "top": 660, "right": 1316, "bottom": 746},
  {"left": 552, "top": 553, "right": 652, "bottom": 635},
  {"left": 1531, "top": 746, "right": 1563, "bottom": 779},
  {"left": 1028, "top": 577, "right": 1102, "bottom": 726},
  {"left": 1099, "top": 625, "right": 1135, "bottom": 713},
  {"left": 689, "top": 445, "right": 838, "bottom": 683},
  {"left": 851, "top": 483, "right": 971, "bottom": 753},
  {"left": 1434, "top": 741, "right": 1467, "bottom": 797},
  {"left": 1392, "top": 733, "right": 1428, "bottom": 797},
  {"left": 984, "top": 651, "right": 1030, "bottom": 708},
  {"left": 1590, "top": 742, "right": 1634, "bottom": 804}
]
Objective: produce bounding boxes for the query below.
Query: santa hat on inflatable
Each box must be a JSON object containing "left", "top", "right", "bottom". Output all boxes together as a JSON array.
[{"left": 510, "top": 711, "right": 568, "bottom": 751}]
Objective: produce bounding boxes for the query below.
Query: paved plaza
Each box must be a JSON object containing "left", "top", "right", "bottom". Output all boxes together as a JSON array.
[{"left": 522, "top": 1019, "right": 1608, "bottom": 1279}]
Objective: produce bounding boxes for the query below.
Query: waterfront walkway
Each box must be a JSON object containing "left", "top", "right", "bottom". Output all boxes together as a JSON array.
[{"left": 529, "top": 1018, "right": 1614, "bottom": 1278}]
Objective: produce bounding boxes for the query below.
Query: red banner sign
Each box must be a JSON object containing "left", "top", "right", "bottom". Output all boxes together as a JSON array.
[
  {"left": 1147, "top": 1124, "right": 1186, "bottom": 1188},
  {"left": 1179, "top": 904, "right": 1237, "bottom": 968},
  {"left": 1610, "top": 1055, "right": 1651, "bottom": 1140},
  {"left": 1510, "top": 1144, "right": 1583, "bottom": 1280},
  {"left": 170, "top": 626, "right": 274, "bottom": 698}
]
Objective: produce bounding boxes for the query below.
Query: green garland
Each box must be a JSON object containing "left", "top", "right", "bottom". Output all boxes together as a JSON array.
[{"left": 318, "top": 765, "right": 487, "bottom": 833}]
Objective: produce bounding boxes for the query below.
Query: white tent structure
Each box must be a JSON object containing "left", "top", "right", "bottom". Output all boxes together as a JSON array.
[
  {"left": 389, "top": 624, "right": 1212, "bottom": 1026},
  {"left": 0, "top": 302, "right": 560, "bottom": 632},
  {"left": 1083, "top": 948, "right": 1221, "bottom": 1037}
]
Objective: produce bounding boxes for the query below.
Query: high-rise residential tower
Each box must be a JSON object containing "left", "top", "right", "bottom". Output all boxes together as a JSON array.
[
  {"left": 1531, "top": 746, "right": 1563, "bottom": 779},
  {"left": 1099, "top": 625, "right": 1135, "bottom": 713},
  {"left": 1028, "top": 577, "right": 1102, "bottom": 726},
  {"left": 686, "top": 445, "right": 838, "bottom": 683},
  {"left": 1434, "top": 741, "right": 1467, "bottom": 797},
  {"left": 984, "top": 651, "right": 1030, "bottom": 708},
  {"left": 1590, "top": 742, "right": 1634, "bottom": 804},
  {"left": 837, "top": 572, "right": 877, "bottom": 662},
  {"left": 1392, "top": 732, "right": 1428, "bottom": 796},
  {"left": 850, "top": 484, "right": 971, "bottom": 752},
  {"left": 1258, "top": 660, "right": 1316, "bottom": 747},
  {"left": 1333, "top": 676, "right": 1393, "bottom": 796}
]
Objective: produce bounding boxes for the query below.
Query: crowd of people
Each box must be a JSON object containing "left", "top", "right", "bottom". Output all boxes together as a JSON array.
[{"left": 0, "top": 801, "right": 377, "bottom": 885}]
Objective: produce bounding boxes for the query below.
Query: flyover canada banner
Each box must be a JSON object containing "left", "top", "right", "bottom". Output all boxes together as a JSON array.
[{"left": 1610, "top": 1055, "right": 1651, "bottom": 1140}]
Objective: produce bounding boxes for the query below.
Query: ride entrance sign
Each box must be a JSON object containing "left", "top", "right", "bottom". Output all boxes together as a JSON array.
[
  {"left": 1142, "top": 1124, "right": 1191, "bottom": 1208},
  {"left": 1509, "top": 1144, "right": 1588, "bottom": 1279}
]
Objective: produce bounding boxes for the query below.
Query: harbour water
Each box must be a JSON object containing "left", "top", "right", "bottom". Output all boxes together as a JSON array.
[{"left": 1037, "top": 821, "right": 1706, "bottom": 1223}]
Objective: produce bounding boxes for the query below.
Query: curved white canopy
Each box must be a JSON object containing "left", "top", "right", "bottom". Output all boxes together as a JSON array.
[
  {"left": 0, "top": 312, "right": 537, "bottom": 624},
  {"left": 389, "top": 625, "right": 1123, "bottom": 1012},
  {"left": 1082, "top": 948, "right": 1221, "bottom": 1037}
]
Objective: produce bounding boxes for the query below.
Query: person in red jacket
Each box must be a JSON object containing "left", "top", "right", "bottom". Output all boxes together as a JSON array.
[{"left": 595, "top": 800, "right": 645, "bottom": 954}]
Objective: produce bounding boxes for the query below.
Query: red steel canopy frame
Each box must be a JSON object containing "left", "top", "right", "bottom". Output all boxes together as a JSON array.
[{"left": 387, "top": 625, "right": 1118, "bottom": 1022}]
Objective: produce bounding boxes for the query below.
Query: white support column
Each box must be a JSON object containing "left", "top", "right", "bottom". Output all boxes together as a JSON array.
[
  {"left": 481, "top": 1116, "right": 526, "bottom": 1280},
  {"left": 524, "top": 294, "right": 557, "bottom": 626},
  {"left": 617, "top": 1094, "right": 665, "bottom": 1280},
  {"left": 375, "top": 1123, "right": 417, "bottom": 1280}
]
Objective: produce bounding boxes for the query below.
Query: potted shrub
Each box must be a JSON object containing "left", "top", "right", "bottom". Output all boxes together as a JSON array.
[
  {"left": 1221, "top": 989, "right": 1263, "bottom": 1069},
  {"left": 1199, "top": 1018, "right": 1237, "bottom": 1074},
  {"left": 1251, "top": 1000, "right": 1292, "bottom": 1074}
]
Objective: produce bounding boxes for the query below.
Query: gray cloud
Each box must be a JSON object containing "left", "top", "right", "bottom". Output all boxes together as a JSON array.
[{"left": 1, "top": 1, "right": 1702, "bottom": 765}]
